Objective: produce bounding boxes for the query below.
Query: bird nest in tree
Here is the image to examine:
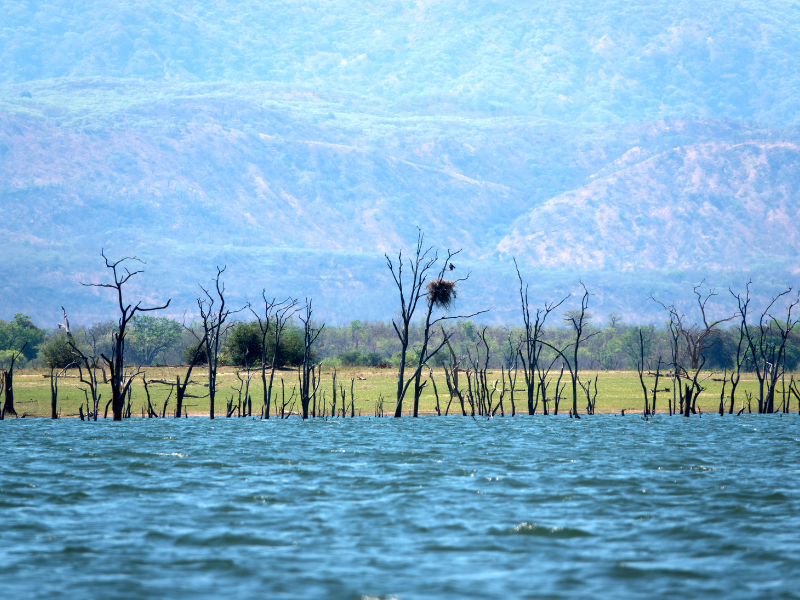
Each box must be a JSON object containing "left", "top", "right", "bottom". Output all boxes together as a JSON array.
[{"left": 426, "top": 279, "right": 457, "bottom": 309}]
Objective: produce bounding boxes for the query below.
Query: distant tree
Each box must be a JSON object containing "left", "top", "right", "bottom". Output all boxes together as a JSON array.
[
  {"left": 40, "top": 332, "right": 77, "bottom": 369},
  {"left": 129, "top": 316, "right": 182, "bottom": 365},
  {"left": 183, "top": 339, "right": 208, "bottom": 365},
  {"left": 224, "top": 321, "right": 262, "bottom": 366},
  {"left": 0, "top": 313, "right": 44, "bottom": 365}
]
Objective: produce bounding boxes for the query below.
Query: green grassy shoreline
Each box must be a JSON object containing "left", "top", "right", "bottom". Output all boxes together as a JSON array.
[{"left": 2, "top": 366, "right": 785, "bottom": 418}]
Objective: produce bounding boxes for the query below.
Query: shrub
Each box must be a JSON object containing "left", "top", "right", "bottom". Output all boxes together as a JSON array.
[
  {"left": 39, "top": 333, "right": 76, "bottom": 369},
  {"left": 224, "top": 322, "right": 262, "bottom": 366},
  {"left": 337, "top": 350, "right": 385, "bottom": 367},
  {"left": 183, "top": 340, "right": 208, "bottom": 365}
]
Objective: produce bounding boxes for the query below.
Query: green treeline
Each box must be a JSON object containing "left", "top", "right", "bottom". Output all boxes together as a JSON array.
[{"left": 4, "top": 313, "right": 799, "bottom": 373}]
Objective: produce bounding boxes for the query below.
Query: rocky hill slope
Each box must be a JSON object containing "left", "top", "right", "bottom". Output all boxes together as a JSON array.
[{"left": 1, "top": 1, "right": 799, "bottom": 324}]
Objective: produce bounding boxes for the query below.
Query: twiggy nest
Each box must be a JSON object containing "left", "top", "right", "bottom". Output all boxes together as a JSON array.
[{"left": 426, "top": 279, "right": 457, "bottom": 309}]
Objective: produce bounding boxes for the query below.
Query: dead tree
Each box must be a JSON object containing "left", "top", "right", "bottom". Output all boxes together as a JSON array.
[
  {"left": 552, "top": 363, "right": 566, "bottom": 415},
  {"left": 298, "top": 300, "right": 323, "bottom": 419},
  {"left": 350, "top": 377, "right": 355, "bottom": 418},
  {"left": 579, "top": 374, "right": 599, "bottom": 415},
  {"left": 493, "top": 368, "right": 507, "bottom": 417},
  {"left": 61, "top": 307, "right": 103, "bottom": 421},
  {"left": 69, "top": 340, "right": 101, "bottom": 421},
  {"left": 142, "top": 377, "right": 159, "bottom": 418},
  {"left": 536, "top": 353, "right": 562, "bottom": 415},
  {"left": 727, "top": 284, "right": 752, "bottom": 414},
  {"left": 736, "top": 285, "right": 799, "bottom": 413},
  {"left": 429, "top": 368, "right": 441, "bottom": 415},
  {"left": 653, "top": 282, "right": 734, "bottom": 417},
  {"left": 250, "top": 294, "right": 297, "bottom": 420},
  {"left": 790, "top": 377, "right": 800, "bottom": 414},
  {"left": 48, "top": 361, "right": 75, "bottom": 419},
  {"left": 465, "top": 328, "right": 492, "bottom": 416},
  {"left": 2, "top": 342, "right": 27, "bottom": 417},
  {"left": 636, "top": 328, "right": 651, "bottom": 416},
  {"left": 504, "top": 335, "right": 521, "bottom": 416},
  {"left": 175, "top": 333, "right": 208, "bottom": 418},
  {"left": 386, "top": 231, "right": 485, "bottom": 418},
  {"left": 515, "top": 259, "right": 567, "bottom": 415},
  {"left": 442, "top": 331, "right": 465, "bottom": 416},
  {"left": 563, "top": 283, "right": 595, "bottom": 416},
  {"left": 194, "top": 266, "right": 239, "bottom": 419},
  {"left": 82, "top": 251, "right": 170, "bottom": 421}
]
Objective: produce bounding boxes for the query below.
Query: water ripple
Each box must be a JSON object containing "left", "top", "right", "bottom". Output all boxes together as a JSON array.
[{"left": 1, "top": 415, "right": 799, "bottom": 599}]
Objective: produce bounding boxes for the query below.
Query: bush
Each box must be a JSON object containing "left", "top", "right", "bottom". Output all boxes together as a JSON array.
[
  {"left": 224, "top": 322, "right": 262, "bottom": 366},
  {"left": 391, "top": 349, "right": 419, "bottom": 367},
  {"left": 183, "top": 340, "right": 208, "bottom": 366},
  {"left": 39, "top": 333, "right": 76, "bottom": 369},
  {"left": 0, "top": 349, "right": 26, "bottom": 369},
  {"left": 215, "top": 322, "right": 306, "bottom": 368},
  {"left": 337, "top": 350, "right": 385, "bottom": 367},
  {"left": 277, "top": 328, "right": 305, "bottom": 367}
]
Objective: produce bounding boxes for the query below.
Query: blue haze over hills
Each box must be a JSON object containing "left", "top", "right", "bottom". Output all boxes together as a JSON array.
[{"left": 1, "top": 0, "right": 798, "bottom": 325}]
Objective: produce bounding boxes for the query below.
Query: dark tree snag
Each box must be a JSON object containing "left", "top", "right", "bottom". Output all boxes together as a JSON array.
[
  {"left": 651, "top": 357, "right": 663, "bottom": 414},
  {"left": 504, "top": 335, "right": 521, "bottom": 417},
  {"left": 192, "top": 266, "right": 240, "bottom": 420},
  {"left": 350, "top": 378, "right": 355, "bottom": 418},
  {"left": 580, "top": 374, "right": 599, "bottom": 415},
  {"left": 636, "top": 328, "right": 650, "bottom": 416},
  {"left": 250, "top": 294, "right": 297, "bottom": 420},
  {"left": 429, "top": 368, "right": 441, "bottom": 416},
  {"left": 514, "top": 259, "right": 567, "bottom": 415},
  {"left": 142, "top": 376, "right": 158, "bottom": 418},
  {"left": 553, "top": 364, "right": 565, "bottom": 415},
  {"left": 652, "top": 282, "right": 734, "bottom": 417},
  {"left": 2, "top": 342, "right": 27, "bottom": 417},
  {"left": 563, "top": 282, "right": 596, "bottom": 416},
  {"left": 50, "top": 364, "right": 74, "bottom": 419},
  {"left": 175, "top": 332, "right": 207, "bottom": 418},
  {"left": 82, "top": 250, "right": 170, "bottom": 421},
  {"left": 68, "top": 314, "right": 102, "bottom": 421},
  {"left": 726, "top": 285, "right": 751, "bottom": 414},
  {"left": 718, "top": 368, "right": 728, "bottom": 416},
  {"left": 298, "top": 300, "right": 323, "bottom": 419},
  {"left": 442, "top": 330, "right": 465, "bottom": 416}
]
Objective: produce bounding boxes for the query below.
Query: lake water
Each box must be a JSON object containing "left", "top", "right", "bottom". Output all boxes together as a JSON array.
[{"left": 1, "top": 415, "right": 799, "bottom": 599}]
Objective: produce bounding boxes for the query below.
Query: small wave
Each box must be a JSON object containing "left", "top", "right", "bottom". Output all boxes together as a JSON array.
[{"left": 500, "top": 522, "right": 592, "bottom": 538}]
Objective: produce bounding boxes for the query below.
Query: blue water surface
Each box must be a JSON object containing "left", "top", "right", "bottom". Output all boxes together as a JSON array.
[{"left": 1, "top": 414, "right": 799, "bottom": 599}]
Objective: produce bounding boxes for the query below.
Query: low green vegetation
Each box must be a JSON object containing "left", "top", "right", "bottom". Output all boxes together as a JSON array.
[{"left": 6, "top": 365, "right": 780, "bottom": 418}]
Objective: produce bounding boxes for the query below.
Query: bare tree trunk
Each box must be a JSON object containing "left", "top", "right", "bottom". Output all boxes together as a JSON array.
[
  {"left": 2, "top": 344, "right": 25, "bottom": 417},
  {"left": 50, "top": 366, "right": 58, "bottom": 419},
  {"left": 3, "top": 367, "right": 15, "bottom": 417}
]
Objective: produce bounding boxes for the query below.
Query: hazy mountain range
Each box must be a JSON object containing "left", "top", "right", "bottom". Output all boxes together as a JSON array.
[{"left": 1, "top": 1, "right": 798, "bottom": 326}]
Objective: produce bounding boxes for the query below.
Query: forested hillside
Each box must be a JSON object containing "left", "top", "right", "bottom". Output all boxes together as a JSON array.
[{"left": 1, "top": 1, "right": 798, "bottom": 324}]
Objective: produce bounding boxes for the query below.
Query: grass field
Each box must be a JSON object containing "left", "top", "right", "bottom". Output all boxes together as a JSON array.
[{"left": 2, "top": 366, "right": 790, "bottom": 418}]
